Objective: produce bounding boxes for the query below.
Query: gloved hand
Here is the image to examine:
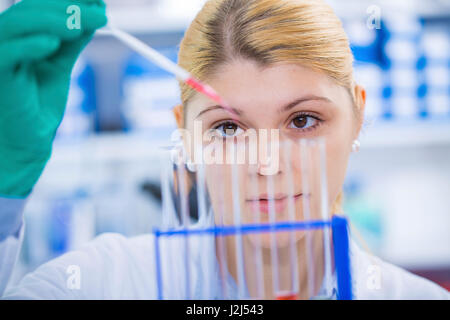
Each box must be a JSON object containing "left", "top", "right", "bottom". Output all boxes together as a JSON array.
[{"left": 0, "top": 0, "right": 107, "bottom": 198}]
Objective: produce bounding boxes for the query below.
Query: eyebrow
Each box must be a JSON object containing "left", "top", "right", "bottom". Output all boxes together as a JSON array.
[
  {"left": 280, "top": 95, "right": 332, "bottom": 113},
  {"left": 195, "top": 95, "right": 332, "bottom": 119},
  {"left": 195, "top": 105, "right": 243, "bottom": 119}
]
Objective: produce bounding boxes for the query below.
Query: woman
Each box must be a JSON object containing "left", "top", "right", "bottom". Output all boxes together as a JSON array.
[{"left": 0, "top": 0, "right": 448, "bottom": 299}]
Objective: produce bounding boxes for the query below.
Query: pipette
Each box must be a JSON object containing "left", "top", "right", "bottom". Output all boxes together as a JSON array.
[{"left": 96, "top": 27, "right": 238, "bottom": 119}]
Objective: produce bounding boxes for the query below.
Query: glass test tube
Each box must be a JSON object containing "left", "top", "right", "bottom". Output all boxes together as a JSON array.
[
  {"left": 318, "top": 137, "right": 333, "bottom": 297},
  {"left": 300, "top": 139, "right": 315, "bottom": 298},
  {"left": 249, "top": 167, "right": 265, "bottom": 299},
  {"left": 231, "top": 143, "right": 247, "bottom": 299},
  {"left": 281, "top": 139, "right": 300, "bottom": 299},
  {"left": 266, "top": 172, "right": 280, "bottom": 298},
  {"left": 195, "top": 158, "right": 214, "bottom": 299},
  {"left": 176, "top": 158, "right": 191, "bottom": 299},
  {"left": 215, "top": 166, "right": 229, "bottom": 299}
]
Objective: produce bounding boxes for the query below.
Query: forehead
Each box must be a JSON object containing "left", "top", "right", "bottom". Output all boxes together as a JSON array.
[{"left": 186, "top": 59, "right": 350, "bottom": 119}]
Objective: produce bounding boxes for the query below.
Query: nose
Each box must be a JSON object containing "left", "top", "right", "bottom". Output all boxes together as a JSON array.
[
  {"left": 256, "top": 156, "right": 281, "bottom": 176},
  {"left": 249, "top": 137, "right": 302, "bottom": 178},
  {"left": 251, "top": 131, "right": 283, "bottom": 176}
]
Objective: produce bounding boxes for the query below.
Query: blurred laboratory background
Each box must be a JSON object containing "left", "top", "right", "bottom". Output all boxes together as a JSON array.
[{"left": 1, "top": 0, "right": 449, "bottom": 290}]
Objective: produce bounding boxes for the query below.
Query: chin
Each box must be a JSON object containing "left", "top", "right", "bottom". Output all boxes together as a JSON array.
[{"left": 246, "top": 230, "right": 307, "bottom": 250}]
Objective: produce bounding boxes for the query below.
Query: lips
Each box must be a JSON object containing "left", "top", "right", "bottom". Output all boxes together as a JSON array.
[
  {"left": 246, "top": 193, "right": 303, "bottom": 214},
  {"left": 248, "top": 193, "right": 290, "bottom": 201}
]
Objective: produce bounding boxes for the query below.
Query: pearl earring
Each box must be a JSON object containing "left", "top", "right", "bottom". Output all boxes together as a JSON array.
[{"left": 352, "top": 139, "right": 361, "bottom": 153}]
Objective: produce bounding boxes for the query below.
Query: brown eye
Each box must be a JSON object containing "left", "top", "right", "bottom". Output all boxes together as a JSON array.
[
  {"left": 224, "top": 123, "right": 238, "bottom": 134},
  {"left": 215, "top": 121, "right": 244, "bottom": 137},
  {"left": 293, "top": 116, "right": 308, "bottom": 128},
  {"left": 289, "top": 114, "right": 320, "bottom": 130}
]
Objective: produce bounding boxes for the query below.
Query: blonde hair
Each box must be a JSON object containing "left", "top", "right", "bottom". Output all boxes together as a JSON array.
[{"left": 177, "top": 0, "right": 358, "bottom": 214}]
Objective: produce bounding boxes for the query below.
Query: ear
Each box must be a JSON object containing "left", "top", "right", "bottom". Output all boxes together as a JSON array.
[
  {"left": 354, "top": 84, "right": 366, "bottom": 137},
  {"left": 173, "top": 104, "right": 184, "bottom": 129}
]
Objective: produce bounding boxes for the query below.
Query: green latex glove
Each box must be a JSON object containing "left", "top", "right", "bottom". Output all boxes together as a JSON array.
[{"left": 0, "top": 0, "right": 107, "bottom": 198}]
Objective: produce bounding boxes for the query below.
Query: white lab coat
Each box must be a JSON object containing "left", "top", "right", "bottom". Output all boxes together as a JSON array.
[{"left": 0, "top": 197, "right": 448, "bottom": 300}]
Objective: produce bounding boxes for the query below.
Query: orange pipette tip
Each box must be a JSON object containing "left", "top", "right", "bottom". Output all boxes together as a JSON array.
[
  {"left": 276, "top": 293, "right": 299, "bottom": 300},
  {"left": 185, "top": 77, "right": 239, "bottom": 121}
]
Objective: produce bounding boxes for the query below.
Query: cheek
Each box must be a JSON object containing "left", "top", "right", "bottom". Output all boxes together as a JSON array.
[
  {"left": 205, "top": 164, "right": 241, "bottom": 226},
  {"left": 287, "top": 135, "right": 350, "bottom": 217},
  {"left": 320, "top": 105, "right": 357, "bottom": 207},
  {"left": 325, "top": 128, "right": 353, "bottom": 208}
]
